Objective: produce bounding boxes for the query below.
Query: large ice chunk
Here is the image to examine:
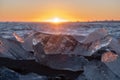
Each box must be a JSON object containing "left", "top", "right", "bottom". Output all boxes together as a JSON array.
[
  {"left": 74, "top": 28, "right": 108, "bottom": 43},
  {"left": 13, "top": 32, "right": 50, "bottom": 51},
  {"left": 107, "top": 38, "right": 120, "bottom": 56},
  {"left": 0, "top": 37, "right": 34, "bottom": 60},
  {"left": 33, "top": 42, "right": 88, "bottom": 71},
  {"left": 44, "top": 35, "right": 77, "bottom": 55},
  {"left": 31, "top": 28, "right": 112, "bottom": 56},
  {"left": 102, "top": 51, "right": 120, "bottom": 78}
]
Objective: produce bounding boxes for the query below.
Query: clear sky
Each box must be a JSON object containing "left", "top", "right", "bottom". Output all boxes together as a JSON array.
[{"left": 0, "top": 0, "right": 120, "bottom": 22}]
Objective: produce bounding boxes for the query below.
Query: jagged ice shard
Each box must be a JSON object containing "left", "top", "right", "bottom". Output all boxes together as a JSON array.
[{"left": 0, "top": 37, "right": 34, "bottom": 60}]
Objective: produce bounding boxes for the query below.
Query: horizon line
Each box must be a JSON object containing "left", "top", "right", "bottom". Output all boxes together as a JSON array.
[{"left": 0, "top": 20, "right": 120, "bottom": 23}]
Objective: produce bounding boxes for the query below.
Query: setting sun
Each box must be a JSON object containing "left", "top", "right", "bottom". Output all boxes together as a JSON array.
[
  {"left": 44, "top": 17, "right": 68, "bottom": 23},
  {"left": 52, "top": 18, "right": 61, "bottom": 23}
]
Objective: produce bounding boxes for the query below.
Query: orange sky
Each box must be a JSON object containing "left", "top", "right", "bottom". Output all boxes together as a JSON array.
[{"left": 0, "top": 0, "right": 120, "bottom": 22}]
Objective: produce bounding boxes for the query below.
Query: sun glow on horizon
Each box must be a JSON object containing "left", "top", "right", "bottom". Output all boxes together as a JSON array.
[{"left": 44, "top": 17, "right": 68, "bottom": 23}]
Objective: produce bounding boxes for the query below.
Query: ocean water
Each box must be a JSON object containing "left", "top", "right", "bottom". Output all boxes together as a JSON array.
[{"left": 0, "top": 22, "right": 120, "bottom": 39}]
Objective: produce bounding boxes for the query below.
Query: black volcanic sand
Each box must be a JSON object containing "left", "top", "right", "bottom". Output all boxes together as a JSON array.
[{"left": 0, "top": 57, "right": 82, "bottom": 80}]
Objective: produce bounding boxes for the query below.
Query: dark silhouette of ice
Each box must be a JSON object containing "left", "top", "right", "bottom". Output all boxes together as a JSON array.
[
  {"left": 0, "top": 67, "right": 47, "bottom": 80},
  {"left": 84, "top": 61, "right": 120, "bottom": 80},
  {"left": 76, "top": 74, "right": 87, "bottom": 80},
  {"left": 20, "top": 73, "right": 47, "bottom": 80},
  {"left": 0, "top": 67, "right": 19, "bottom": 80}
]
